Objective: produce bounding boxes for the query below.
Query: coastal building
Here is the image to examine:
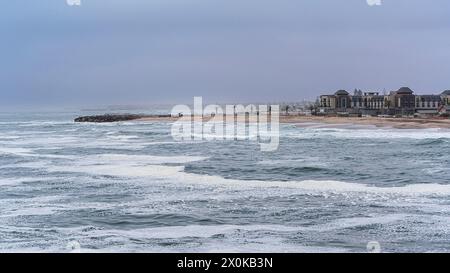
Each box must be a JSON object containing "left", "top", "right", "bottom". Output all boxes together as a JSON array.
[
  {"left": 318, "top": 87, "right": 447, "bottom": 117},
  {"left": 441, "top": 90, "right": 450, "bottom": 114},
  {"left": 415, "top": 94, "right": 442, "bottom": 115}
]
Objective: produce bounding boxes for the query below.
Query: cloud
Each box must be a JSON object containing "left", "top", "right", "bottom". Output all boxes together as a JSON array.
[{"left": 1, "top": 0, "right": 450, "bottom": 107}]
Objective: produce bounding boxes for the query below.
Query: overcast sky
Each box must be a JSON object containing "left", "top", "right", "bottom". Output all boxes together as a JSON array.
[{"left": 1, "top": 0, "right": 450, "bottom": 107}]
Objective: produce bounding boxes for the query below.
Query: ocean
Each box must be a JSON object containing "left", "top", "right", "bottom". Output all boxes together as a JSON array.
[{"left": 0, "top": 110, "right": 449, "bottom": 252}]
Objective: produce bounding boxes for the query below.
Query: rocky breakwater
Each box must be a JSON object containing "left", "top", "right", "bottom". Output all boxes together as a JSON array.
[{"left": 74, "top": 114, "right": 171, "bottom": 123}]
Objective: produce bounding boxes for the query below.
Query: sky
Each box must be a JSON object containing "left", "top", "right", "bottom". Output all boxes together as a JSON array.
[{"left": 1, "top": 0, "right": 450, "bottom": 108}]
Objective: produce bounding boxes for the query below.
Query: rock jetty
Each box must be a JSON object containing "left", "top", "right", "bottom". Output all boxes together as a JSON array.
[{"left": 74, "top": 114, "right": 157, "bottom": 123}]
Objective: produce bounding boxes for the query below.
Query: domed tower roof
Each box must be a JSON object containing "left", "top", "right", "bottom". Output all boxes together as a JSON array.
[
  {"left": 334, "top": 90, "right": 349, "bottom": 96},
  {"left": 441, "top": 90, "right": 450, "bottom": 95},
  {"left": 396, "top": 87, "right": 414, "bottom": 94}
]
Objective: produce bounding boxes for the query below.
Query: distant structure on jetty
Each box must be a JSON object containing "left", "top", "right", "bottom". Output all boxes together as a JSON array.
[{"left": 318, "top": 87, "right": 450, "bottom": 117}]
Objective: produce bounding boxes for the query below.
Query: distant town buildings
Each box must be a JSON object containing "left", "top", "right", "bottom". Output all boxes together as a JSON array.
[{"left": 318, "top": 87, "right": 450, "bottom": 117}]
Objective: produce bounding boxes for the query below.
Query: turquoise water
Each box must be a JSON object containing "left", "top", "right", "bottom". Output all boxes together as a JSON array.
[{"left": 0, "top": 111, "right": 450, "bottom": 252}]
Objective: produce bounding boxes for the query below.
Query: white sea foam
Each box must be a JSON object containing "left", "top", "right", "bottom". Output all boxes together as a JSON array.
[
  {"left": 44, "top": 215, "right": 405, "bottom": 252},
  {"left": 106, "top": 135, "right": 139, "bottom": 140},
  {"left": 1, "top": 136, "right": 80, "bottom": 146},
  {"left": 0, "top": 176, "right": 70, "bottom": 188},
  {"left": 17, "top": 153, "right": 450, "bottom": 197},
  {"left": 0, "top": 147, "right": 34, "bottom": 156},
  {"left": 0, "top": 177, "right": 36, "bottom": 186},
  {"left": 0, "top": 135, "right": 21, "bottom": 140},
  {"left": 22, "top": 154, "right": 204, "bottom": 177},
  {"left": 287, "top": 127, "right": 450, "bottom": 140},
  {"left": 143, "top": 141, "right": 186, "bottom": 146},
  {"left": 90, "top": 154, "right": 207, "bottom": 164},
  {"left": 50, "top": 164, "right": 185, "bottom": 177},
  {"left": 172, "top": 171, "right": 450, "bottom": 197},
  {"left": 106, "top": 215, "right": 403, "bottom": 239},
  {"left": 0, "top": 147, "right": 76, "bottom": 160},
  {"left": 0, "top": 195, "right": 63, "bottom": 218},
  {"left": 0, "top": 207, "right": 58, "bottom": 218},
  {"left": 257, "top": 157, "right": 327, "bottom": 167},
  {"left": 17, "top": 121, "right": 74, "bottom": 127},
  {"left": 0, "top": 224, "right": 348, "bottom": 253},
  {"left": 295, "top": 122, "right": 378, "bottom": 129}
]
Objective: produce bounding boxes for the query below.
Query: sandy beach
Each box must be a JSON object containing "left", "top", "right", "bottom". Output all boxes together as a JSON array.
[
  {"left": 136, "top": 115, "right": 450, "bottom": 129},
  {"left": 280, "top": 116, "right": 450, "bottom": 129}
]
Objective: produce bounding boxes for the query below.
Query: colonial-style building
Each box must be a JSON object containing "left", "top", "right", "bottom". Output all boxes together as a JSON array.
[
  {"left": 319, "top": 87, "right": 448, "bottom": 116},
  {"left": 442, "top": 90, "right": 450, "bottom": 110}
]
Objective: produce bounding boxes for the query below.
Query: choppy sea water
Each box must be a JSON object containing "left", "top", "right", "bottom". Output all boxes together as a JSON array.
[{"left": 0, "top": 111, "right": 450, "bottom": 253}]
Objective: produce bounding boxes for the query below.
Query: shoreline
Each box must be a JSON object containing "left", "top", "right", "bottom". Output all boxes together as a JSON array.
[
  {"left": 74, "top": 114, "right": 450, "bottom": 129},
  {"left": 279, "top": 116, "right": 450, "bottom": 129},
  {"left": 138, "top": 115, "right": 450, "bottom": 129}
]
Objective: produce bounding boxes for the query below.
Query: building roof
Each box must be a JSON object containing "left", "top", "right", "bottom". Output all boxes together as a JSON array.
[
  {"left": 397, "top": 87, "right": 414, "bottom": 94},
  {"left": 334, "top": 90, "right": 349, "bottom": 96},
  {"left": 441, "top": 90, "right": 450, "bottom": 95}
]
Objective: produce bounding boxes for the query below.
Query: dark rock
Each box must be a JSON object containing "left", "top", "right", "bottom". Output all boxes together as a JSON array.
[{"left": 74, "top": 114, "right": 146, "bottom": 123}]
